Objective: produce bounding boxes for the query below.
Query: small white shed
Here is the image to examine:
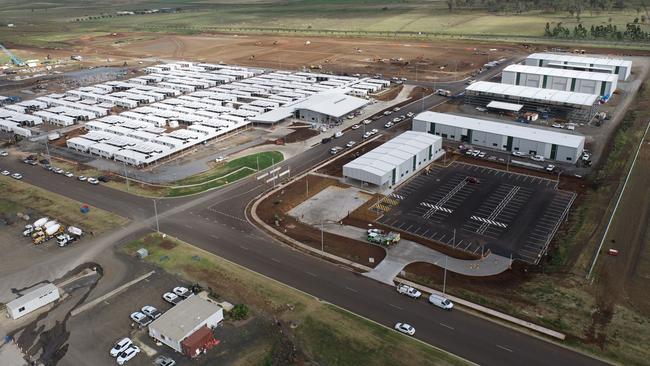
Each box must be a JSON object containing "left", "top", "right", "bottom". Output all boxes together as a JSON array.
[{"left": 5, "top": 283, "right": 60, "bottom": 320}]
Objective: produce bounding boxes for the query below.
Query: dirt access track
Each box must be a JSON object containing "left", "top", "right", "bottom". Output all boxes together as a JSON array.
[{"left": 69, "top": 33, "right": 522, "bottom": 81}]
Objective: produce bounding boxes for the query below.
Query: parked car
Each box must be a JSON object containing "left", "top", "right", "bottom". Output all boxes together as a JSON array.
[
  {"left": 428, "top": 294, "right": 454, "bottom": 310},
  {"left": 351, "top": 124, "right": 361, "bottom": 130},
  {"left": 130, "top": 311, "right": 152, "bottom": 326},
  {"left": 1, "top": 170, "right": 10, "bottom": 176},
  {"left": 329, "top": 146, "right": 343, "bottom": 155},
  {"left": 346, "top": 114, "right": 355, "bottom": 119},
  {"left": 394, "top": 322, "right": 416, "bottom": 336},
  {"left": 362, "top": 132, "right": 372, "bottom": 139},
  {"left": 406, "top": 112, "right": 415, "bottom": 118},
  {"left": 142, "top": 305, "right": 162, "bottom": 319},
  {"left": 173, "top": 286, "right": 192, "bottom": 298},
  {"left": 384, "top": 122, "right": 394, "bottom": 128},
  {"left": 11, "top": 173, "right": 22, "bottom": 180},
  {"left": 471, "top": 150, "right": 481, "bottom": 157},
  {"left": 396, "top": 284, "right": 422, "bottom": 299},
  {"left": 334, "top": 131, "right": 343, "bottom": 138},
  {"left": 98, "top": 176, "right": 109, "bottom": 182},
  {"left": 511, "top": 151, "right": 526, "bottom": 157},
  {"left": 154, "top": 355, "right": 176, "bottom": 366},
  {"left": 23, "top": 158, "right": 36, "bottom": 165},
  {"left": 465, "top": 149, "right": 474, "bottom": 156},
  {"left": 116, "top": 345, "right": 140, "bottom": 365},
  {"left": 77, "top": 175, "right": 87, "bottom": 181},
  {"left": 64, "top": 172, "right": 74, "bottom": 178},
  {"left": 163, "top": 292, "right": 182, "bottom": 305},
  {"left": 371, "top": 128, "right": 378, "bottom": 135},
  {"left": 345, "top": 141, "right": 356, "bottom": 148},
  {"left": 545, "top": 164, "right": 556, "bottom": 172},
  {"left": 383, "top": 110, "right": 391, "bottom": 116},
  {"left": 321, "top": 137, "right": 332, "bottom": 144},
  {"left": 393, "top": 107, "right": 401, "bottom": 112},
  {"left": 551, "top": 123, "right": 563, "bottom": 128},
  {"left": 478, "top": 152, "right": 486, "bottom": 158},
  {"left": 0, "top": 150, "right": 7, "bottom": 157},
  {"left": 363, "top": 119, "right": 372, "bottom": 125},
  {"left": 87, "top": 177, "right": 99, "bottom": 185},
  {"left": 52, "top": 167, "right": 64, "bottom": 174},
  {"left": 110, "top": 338, "right": 133, "bottom": 357},
  {"left": 466, "top": 176, "right": 480, "bottom": 184},
  {"left": 392, "top": 117, "right": 401, "bottom": 123},
  {"left": 531, "top": 155, "right": 545, "bottom": 162},
  {"left": 39, "top": 159, "right": 49, "bottom": 165}
]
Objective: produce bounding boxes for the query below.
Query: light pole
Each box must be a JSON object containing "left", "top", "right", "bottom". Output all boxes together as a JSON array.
[
  {"left": 153, "top": 199, "right": 160, "bottom": 233},
  {"left": 123, "top": 161, "right": 130, "bottom": 192},
  {"left": 442, "top": 255, "right": 448, "bottom": 295},
  {"left": 321, "top": 219, "right": 324, "bottom": 254}
]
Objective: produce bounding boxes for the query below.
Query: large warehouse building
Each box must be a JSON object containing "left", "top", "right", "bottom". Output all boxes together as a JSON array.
[
  {"left": 465, "top": 81, "right": 599, "bottom": 124},
  {"left": 525, "top": 53, "right": 632, "bottom": 81},
  {"left": 413, "top": 112, "right": 585, "bottom": 162},
  {"left": 501, "top": 64, "right": 618, "bottom": 97},
  {"left": 343, "top": 131, "right": 443, "bottom": 189}
]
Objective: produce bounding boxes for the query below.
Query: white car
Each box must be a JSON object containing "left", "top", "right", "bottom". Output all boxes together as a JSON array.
[
  {"left": 173, "top": 286, "right": 192, "bottom": 298},
  {"left": 334, "top": 131, "right": 343, "bottom": 138},
  {"left": 545, "top": 164, "right": 556, "bottom": 172},
  {"left": 394, "top": 322, "right": 415, "bottom": 336},
  {"left": 371, "top": 128, "right": 378, "bottom": 135},
  {"left": 464, "top": 149, "right": 474, "bottom": 156},
  {"left": 511, "top": 151, "right": 526, "bottom": 157},
  {"left": 11, "top": 173, "right": 22, "bottom": 180},
  {"left": 1, "top": 170, "right": 10, "bottom": 176},
  {"left": 52, "top": 167, "right": 64, "bottom": 174},
  {"left": 346, "top": 114, "right": 354, "bottom": 119},
  {"left": 87, "top": 177, "right": 99, "bottom": 185},
  {"left": 130, "top": 311, "right": 151, "bottom": 326},
  {"left": 471, "top": 150, "right": 481, "bottom": 157},
  {"left": 406, "top": 112, "right": 414, "bottom": 118},
  {"left": 396, "top": 284, "right": 422, "bottom": 299},
  {"left": 384, "top": 122, "right": 394, "bottom": 128},
  {"left": 551, "top": 123, "right": 563, "bottom": 128},
  {"left": 429, "top": 294, "right": 454, "bottom": 310},
  {"left": 531, "top": 155, "right": 545, "bottom": 162},
  {"left": 0, "top": 151, "right": 8, "bottom": 156},
  {"left": 64, "top": 172, "right": 74, "bottom": 178},
  {"left": 362, "top": 132, "right": 372, "bottom": 139},
  {"left": 163, "top": 292, "right": 182, "bottom": 305},
  {"left": 142, "top": 305, "right": 162, "bottom": 319},
  {"left": 363, "top": 119, "right": 372, "bottom": 125},
  {"left": 478, "top": 152, "right": 486, "bottom": 158},
  {"left": 110, "top": 338, "right": 133, "bottom": 357},
  {"left": 214, "top": 156, "right": 226, "bottom": 163},
  {"left": 392, "top": 117, "right": 401, "bottom": 123},
  {"left": 345, "top": 141, "right": 356, "bottom": 148},
  {"left": 77, "top": 175, "right": 87, "bottom": 181},
  {"left": 393, "top": 107, "right": 401, "bottom": 112},
  {"left": 582, "top": 153, "right": 591, "bottom": 161},
  {"left": 383, "top": 110, "right": 391, "bottom": 116},
  {"left": 351, "top": 124, "right": 361, "bottom": 130},
  {"left": 116, "top": 345, "right": 140, "bottom": 365}
]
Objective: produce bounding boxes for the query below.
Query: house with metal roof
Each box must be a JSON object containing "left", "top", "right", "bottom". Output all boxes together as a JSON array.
[
  {"left": 413, "top": 112, "right": 585, "bottom": 162},
  {"left": 501, "top": 64, "right": 618, "bottom": 96},
  {"left": 148, "top": 295, "right": 224, "bottom": 354},
  {"left": 343, "top": 131, "right": 443, "bottom": 189},
  {"left": 525, "top": 53, "right": 632, "bottom": 81}
]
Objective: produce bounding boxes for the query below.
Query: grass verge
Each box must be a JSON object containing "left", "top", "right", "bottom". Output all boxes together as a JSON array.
[
  {"left": 0, "top": 175, "right": 128, "bottom": 235},
  {"left": 122, "top": 233, "right": 470, "bottom": 366}
]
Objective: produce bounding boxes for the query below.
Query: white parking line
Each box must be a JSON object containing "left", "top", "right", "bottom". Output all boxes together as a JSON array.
[
  {"left": 270, "top": 257, "right": 280, "bottom": 263},
  {"left": 389, "top": 303, "right": 404, "bottom": 310},
  {"left": 305, "top": 271, "right": 317, "bottom": 277},
  {"left": 439, "top": 322, "right": 455, "bottom": 330},
  {"left": 496, "top": 344, "right": 514, "bottom": 353},
  {"left": 345, "top": 286, "right": 359, "bottom": 293}
]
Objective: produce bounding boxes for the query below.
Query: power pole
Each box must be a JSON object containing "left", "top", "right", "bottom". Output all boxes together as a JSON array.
[
  {"left": 443, "top": 255, "right": 448, "bottom": 294},
  {"left": 153, "top": 199, "right": 160, "bottom": 233}
]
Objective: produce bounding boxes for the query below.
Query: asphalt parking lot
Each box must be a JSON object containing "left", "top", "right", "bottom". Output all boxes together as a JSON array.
[{"left": 377, "top": 161, "right": 575, "bottom": 263}]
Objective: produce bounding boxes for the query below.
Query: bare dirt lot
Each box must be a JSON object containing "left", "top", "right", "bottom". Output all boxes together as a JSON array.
[{"left": 72, "top": 33, "right": 522, "bottom": 81}]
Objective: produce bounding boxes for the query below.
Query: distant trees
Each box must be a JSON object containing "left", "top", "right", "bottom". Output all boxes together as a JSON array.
[
  {"left": 544, "top": 20, "right": 650, "bottom": 40},
  {"left": 442, "top": 0, "right": 635, "bottom": 13}
]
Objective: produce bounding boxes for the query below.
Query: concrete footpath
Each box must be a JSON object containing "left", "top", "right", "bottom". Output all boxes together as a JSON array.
[{"left": 321, "top": 223, "right": 512, "bottom": 284}]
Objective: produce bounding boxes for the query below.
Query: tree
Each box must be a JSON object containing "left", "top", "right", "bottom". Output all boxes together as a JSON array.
[
  {"left": 447, "top": 0, "right": 455, "bottom": 12},
  {"left": 230, "top": 304, "right": 250, "bottom": 320}
]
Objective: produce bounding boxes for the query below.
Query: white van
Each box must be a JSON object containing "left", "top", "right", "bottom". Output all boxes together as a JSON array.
[{"left": 429, "top": 294, "right": 454, "bottom": 310}]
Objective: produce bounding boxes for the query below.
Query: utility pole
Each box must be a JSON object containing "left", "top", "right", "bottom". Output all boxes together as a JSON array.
[
  {"left": 306, "top": 178, "right": 309, "bottom": 197},
  {"left": 321, "top": 219, "right": 324, "bottom": 254},
  {"left": 123, "top": 161, "right": 130, "bottom": 192},
  {"left": 443, "top": 255, "right": 448, "bottom": 294},
  {"left": 45, "top": 139, "right": 51, "bottom": 164},
  {"left": 452, "top": 228, "right": 456, "bottom": 247},
  {"left": 153, "top": 199, "right": 160, "bottom": 233},
  {"left": 256, "top": 155, "right": 260, "bottom": 171}
]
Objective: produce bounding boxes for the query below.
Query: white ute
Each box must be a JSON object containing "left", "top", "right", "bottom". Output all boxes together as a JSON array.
[{"left": 396, "top": 284, "right": 422, "bottom": 299}]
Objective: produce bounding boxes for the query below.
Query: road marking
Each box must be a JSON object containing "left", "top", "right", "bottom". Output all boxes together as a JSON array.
[
  {"left": 183, "top": 224, "right": 193, "bottom": 229},
  {"left": 270, "top": 257, "right": 280, "bottom": 263},
  {"left": 345, "top": 286, "right": 358, "bottom": 293},
  {"left": 496, "top": 345, "right": 513, "bottom": 353},
  {"left": 210, "top": 235, "right": 219, "bottom": 240},
  {"left": 240, "top": 245, "right": 249, "bottom": 251},
  {"left": 439, "top": 322, "right": 455, "bottom": 330},
  {"left": 388, "top": 303, "right": 403, "bottom": 310},
  {"left": 305, "top": 271, "right": 317, "bottom": 277}
]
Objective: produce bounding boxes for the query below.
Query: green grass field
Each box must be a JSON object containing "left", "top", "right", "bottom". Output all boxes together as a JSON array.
[{"left": 0, "top": 0, "right": 647, "bottom": 48}]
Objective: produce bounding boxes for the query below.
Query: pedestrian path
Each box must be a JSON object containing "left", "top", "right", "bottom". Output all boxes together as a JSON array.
[{"left": 322, "top": 224, "right": 511, "bottom": 285}]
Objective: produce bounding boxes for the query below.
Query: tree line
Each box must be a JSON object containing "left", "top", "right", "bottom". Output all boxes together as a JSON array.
[{"left": 544, "top": 18, "right": 650, "bottom": 40}]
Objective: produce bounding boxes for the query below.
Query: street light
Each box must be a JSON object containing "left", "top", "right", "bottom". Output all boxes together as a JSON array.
[{"left": 153, "top": 199, "right": 160, "bottom": 233}]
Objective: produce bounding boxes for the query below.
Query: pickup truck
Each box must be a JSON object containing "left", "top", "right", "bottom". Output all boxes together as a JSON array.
[{"left": 396, "top": 284, "right": 422, "bottom": 299}]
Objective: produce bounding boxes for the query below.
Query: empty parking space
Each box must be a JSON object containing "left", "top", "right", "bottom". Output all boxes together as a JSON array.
[{"left": 377, "top": 161, "right": 575, "bottom": 263}]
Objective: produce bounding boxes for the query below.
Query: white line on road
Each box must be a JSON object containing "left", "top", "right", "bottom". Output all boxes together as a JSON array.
[
  {"left": 305, "top": 271, "right": 317, "bottom": 277},
  {"left": 439, "top": 322, "right": 455, "bottom": 330},
  {"left": 270, "top": 257, "right": 280, "bottom": 263},
  {"left": 210, "top": 235, "right": 219, "bottom": 240},
  {"left": 496, "top": 344, "right": 513, "bottom": 353},
  {"left": 240, "top": 245, "right": 249, "bottom": 251},
  {"left": 345, "top": 286, "right": 359, "bottom": 293},
  {"left": 184, "top": 224, "right": 193, "bottom": 229},
  {"left": 388, "top": 303, "right": 403, "bottom": 310}
]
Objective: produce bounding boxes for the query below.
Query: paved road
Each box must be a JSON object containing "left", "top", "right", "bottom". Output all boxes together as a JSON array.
[{"left": 0, "top": 64, "right": 606, "bottom": 366}]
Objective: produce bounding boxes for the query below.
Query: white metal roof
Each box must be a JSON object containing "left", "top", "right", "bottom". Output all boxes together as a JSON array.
[
  {"left": 6, "top": 283, "right": 58, "bottom": 312},
  {"left": 503, "top": 64, "right": 617, "bottom": 83},
  {"left": 466, "top": 81, "right": 598, "bottom": 106},
  {"left": 415, "top": 112, "right": 585, "bottom": 148},
  {"left": 149, "top": 295, "right": 223, "bottom": 341},
  {"left": 486, "top": 101, "right": 523, "bottom": 112},
  {"left": 527, "top": 52, "right": 632, "bottom": 68},
  {"left": 344, "top": 131, "right": 441, "bottom": 178}
]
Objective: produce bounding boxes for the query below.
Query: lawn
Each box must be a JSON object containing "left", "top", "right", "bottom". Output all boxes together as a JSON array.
[
  {"left": 122, "top": 233, "right": 470, "bottom": 366},
  {"left": 0, "top": 175, "right": 128, "bottom": 235}
]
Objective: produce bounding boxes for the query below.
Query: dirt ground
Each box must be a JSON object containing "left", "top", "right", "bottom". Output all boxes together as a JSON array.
[
  {"left": 281, "top": 123, "right": 320, "bottom": 143},
  {"left": 64, "top": 33, "right": 523, "bottom": 81},
  {"left": 256, "top": 174, "right": 386, "bottom": 267}
]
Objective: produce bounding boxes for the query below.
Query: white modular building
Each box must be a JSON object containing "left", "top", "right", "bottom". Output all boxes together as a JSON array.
[
  {"left": 501, "top": 64, "right": 618, "bottom": 97},
  {"left": 148, "top": 295, "right": 224, "bottom": 354},
  {"left": 413, "top": 112, "right": 585, "bottom": 163},
  {"left": 343, "top": 131, "right": 444, "bottom": 189},
  {"left": 465, "top": 81, "right": 599, "bottom": 124},
  {"left": 525, "top": 53, "right": 632, "bottom": 81},
  {"left": 5, "top": 283, "right": 60, "bottom": 320}
]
